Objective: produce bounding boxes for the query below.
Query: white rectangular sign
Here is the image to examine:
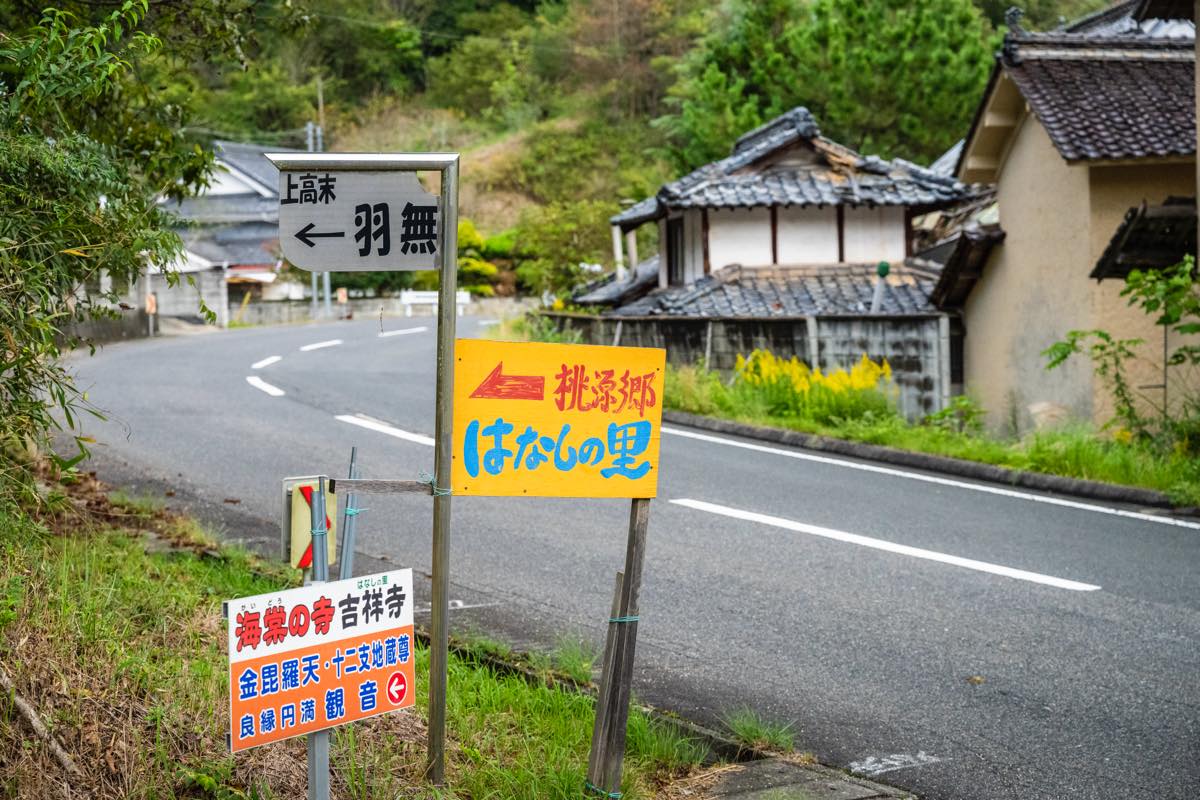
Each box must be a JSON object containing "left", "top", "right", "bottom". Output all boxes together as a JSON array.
[
  {"left": 226, "top": 569, "right": 416, "bottom": 752},
  {"left": 277, "top": 170, "right": 440, "bottom": 272}
]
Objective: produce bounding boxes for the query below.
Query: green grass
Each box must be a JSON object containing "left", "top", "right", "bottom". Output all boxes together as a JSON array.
[
  {"left": 666, "top": 363, "right": 1200, "bottom": 507},
  {"left": 547, "top": 636, "right": 598, "bottom": 685},
  {"left": 0, "top": 489, "right": 707, "bottom": 799},
  {"left": 721, "top": 708, "right": 794, "bottom": 753}
]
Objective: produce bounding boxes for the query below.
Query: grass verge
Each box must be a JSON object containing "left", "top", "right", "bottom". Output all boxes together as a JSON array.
[
  {"left": 0, "top": 471, "right": 706, "bottom": 799},
  {"left": 666, "top": 363, "right": 1200, "bottom": 507}
]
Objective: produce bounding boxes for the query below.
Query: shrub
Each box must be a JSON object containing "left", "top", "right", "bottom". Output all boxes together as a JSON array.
[{"left": 732, "top": 350, "right": 895, "bottom": 424}]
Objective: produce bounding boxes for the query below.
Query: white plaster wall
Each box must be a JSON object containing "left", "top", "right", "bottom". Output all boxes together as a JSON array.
[
  {"left": 843, "top": 206, "right": 906, "bottom": 263},
  {"left": 776, "top": 206, "right": 839, "bottom": 264},
  {"left": 708, "top": 208, "right": 773, "bottom": 269}
]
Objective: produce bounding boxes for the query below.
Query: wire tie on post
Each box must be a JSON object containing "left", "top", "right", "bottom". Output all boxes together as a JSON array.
[
  {"left": 584, "top": 780, "right": 622, "bottom": 799},
  {"left": 419, "top": 470, "right": 452, "bottom": 497},
  {"left": 608, "top": 615, "right": 640, "bottom": 624},
  {"left": 344, "top": 507, "right": 365, "bottom": 517}
]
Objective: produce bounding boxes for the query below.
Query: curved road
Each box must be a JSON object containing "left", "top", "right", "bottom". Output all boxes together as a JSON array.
[{"left": 70, "top": 318, "right": 1200, "bottom": 800}]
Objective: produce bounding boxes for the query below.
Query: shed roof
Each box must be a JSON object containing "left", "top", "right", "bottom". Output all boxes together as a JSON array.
[
  {"left": 611, "top": 107, "right": 973, "bottom": 231},
  {"left": 574, "top": 256, "right": 661, "bottom": 306},
  {"left": 1091, "top": 197, "right": 1196, "bottom": 279},
  {"left": 609, "top": 264, "right": 938, "bottom": 318}
]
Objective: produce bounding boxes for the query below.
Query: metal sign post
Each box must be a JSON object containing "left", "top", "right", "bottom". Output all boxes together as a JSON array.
[
  {"left": 307, "top": 476, "right": 330, "bottom": 800},
  {"left": 266, "top": 152, "right": 460, "bottom": 785}
]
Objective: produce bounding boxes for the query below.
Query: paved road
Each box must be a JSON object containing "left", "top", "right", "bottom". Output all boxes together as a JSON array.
[{"left": 69, "top": 317, "right": 1200, "bottom": 800}]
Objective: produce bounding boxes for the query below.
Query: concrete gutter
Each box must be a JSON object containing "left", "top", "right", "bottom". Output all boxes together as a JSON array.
[{"left": 664, "top": 410, "right": 1195, "bottom": 513}]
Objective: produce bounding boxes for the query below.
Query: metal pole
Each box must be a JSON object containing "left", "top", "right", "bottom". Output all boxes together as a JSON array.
[
  {"left": 323, "top": 271, "right": 332, "bottom": 319},
  {"left": 307, "top": 477, "right": 330, "bottom": 800},
  {"left": 427, "top": 156, "right": 460, "bottom": 784},
  {"left": 338, "top": 448, "right": 359, "bottom": 581},
  {"left": 311, "top": 271, "right": 318, "bottom": 319}
]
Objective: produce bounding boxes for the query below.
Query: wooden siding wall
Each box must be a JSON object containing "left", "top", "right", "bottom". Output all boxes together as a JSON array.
[{"left": 542, "top": 313, "right": 951, "bottom": 419}]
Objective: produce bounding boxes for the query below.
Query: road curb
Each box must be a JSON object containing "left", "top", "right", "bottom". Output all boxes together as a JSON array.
[{"left": 663, "top": 410, "right": 1190, "bottom": 512}]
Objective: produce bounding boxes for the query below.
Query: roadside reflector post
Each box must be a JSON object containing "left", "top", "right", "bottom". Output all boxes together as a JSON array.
[{"left": 307, "top": 476, "right": 331, "bottom": 800}]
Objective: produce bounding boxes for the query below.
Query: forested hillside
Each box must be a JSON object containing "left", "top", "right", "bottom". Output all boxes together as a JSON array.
[{"left": 1, "top": 0, "right": 1108, "bottom": 297}]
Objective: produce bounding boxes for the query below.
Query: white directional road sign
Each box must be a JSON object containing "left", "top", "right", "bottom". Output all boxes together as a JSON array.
[{"left": 277, "top": 170, "right": 440, "bottom": 272}]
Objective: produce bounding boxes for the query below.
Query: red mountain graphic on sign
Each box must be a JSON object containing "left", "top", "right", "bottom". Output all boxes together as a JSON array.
[{"left": 469, "top": 362, "right": 544, "bottom": 401}]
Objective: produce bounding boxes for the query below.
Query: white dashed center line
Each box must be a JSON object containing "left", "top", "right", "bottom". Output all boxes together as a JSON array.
[
  {"left": 379, "top": 326, "right": 428, "bottom": 337},
  {"left": 671, "top": 498, "right": 1102, "bottom": 591},
  {"left": 299, "top": 339, "right": 343, "bottom": 352},
  {"left": 335, "top": 414, "right": 434, "bottom": 447},
  {"left": 245, "top": 376, "right": 286, "bottom": 397},
  {"left": 251, "top": 355, "right": 282, "bottom": 369}
]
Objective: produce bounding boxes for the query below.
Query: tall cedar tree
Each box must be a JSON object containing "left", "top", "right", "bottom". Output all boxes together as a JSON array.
[{"left": 659, "top": 0, "right": 996, "bottom": 170}]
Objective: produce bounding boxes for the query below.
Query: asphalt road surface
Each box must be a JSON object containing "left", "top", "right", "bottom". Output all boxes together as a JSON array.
[{"left": 69, "top": 317, "right": 1200, "bottom": 800}]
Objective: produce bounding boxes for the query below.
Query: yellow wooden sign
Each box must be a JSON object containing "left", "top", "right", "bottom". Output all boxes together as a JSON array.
[{"left": 452, "top": 339, "right": 665, "bottom": 498}]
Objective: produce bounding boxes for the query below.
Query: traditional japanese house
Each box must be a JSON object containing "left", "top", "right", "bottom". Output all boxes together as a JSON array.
[{"left": 937, "top": 0, "right": 1196, "bottom": 431}]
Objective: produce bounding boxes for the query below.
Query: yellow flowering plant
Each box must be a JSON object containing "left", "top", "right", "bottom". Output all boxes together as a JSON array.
[{"left": 731, "top": 350, "right": 895, "bottom": 423}]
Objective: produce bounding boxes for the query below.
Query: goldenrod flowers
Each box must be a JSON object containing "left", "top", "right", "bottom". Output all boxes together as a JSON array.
[{"left": 732, "top": 350, "right": 894, "bottom": 422}]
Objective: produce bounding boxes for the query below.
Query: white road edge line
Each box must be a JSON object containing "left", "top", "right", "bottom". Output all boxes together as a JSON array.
[
  {"left": 671, "top": 498, "right": 1102, "bottom": 592},
  {"left": 251, "top": 355, "right": 282, "bottom": 369},
  {"left": 245, "top": 376, "right": 285, "bottom": 397},
  {"left": 378, "top": 326, "right": 428, "bottom": 337},
  {"left": 335, "top": 414, "right": 434, "bottom": 447},
  {"left": 663, "top": 426, "right": 1200, "bottom": 531},
  {"left": 299, "top": 338, "right": 343, "bottom": 352}
]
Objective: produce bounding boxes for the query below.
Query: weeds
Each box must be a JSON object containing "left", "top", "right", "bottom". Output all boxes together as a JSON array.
[
  {"left": 0, "top": 476, "right": 708, "bottom": 799},
  {"left": 722, "top": 708, "right": 794, "bottom": 753}
]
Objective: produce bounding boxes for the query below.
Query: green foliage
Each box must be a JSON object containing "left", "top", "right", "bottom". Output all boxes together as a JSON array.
[
  {"left": 658, "top": 0, "right": 996, "bottom": 169},
  {"left": 1123, "top": 255, "right": 1200, "bottom": 367},
  {"left": 427, "top": 29, "right": 545, "bottom": 128},
  {"left": 514, "top": 200, "right": 619, "bottom": 294},
  {"left": 1044, "top": 256, "right": 1200, "bottom": 452},
  {"left": 502, "top": 116, "right": 672, "bottom": 205},
  {"left": 1044, "top": 329, "right": 1145, "bottom": 436},
  {"left": 925, "top": 394, "right": 987, "bottom": 435},
  {"left": 0, "top": 4, "right": 197, "bottom": 482}
]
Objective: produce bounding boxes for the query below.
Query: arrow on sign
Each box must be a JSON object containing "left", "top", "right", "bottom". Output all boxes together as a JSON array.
[
  {"left": 470, "top": 362, "right": 545, "bottom": 401},
  {"left": 295, "top": 223, "right": 346, "bottom": 248}
]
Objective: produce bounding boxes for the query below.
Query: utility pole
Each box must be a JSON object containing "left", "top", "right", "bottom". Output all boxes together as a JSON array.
[{"left": 314, "top": 81, "right": 332, "bottom": 319}]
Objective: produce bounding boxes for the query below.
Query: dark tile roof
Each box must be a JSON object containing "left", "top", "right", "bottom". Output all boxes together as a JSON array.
[
  {"left": 609, "top": 264, "right": 938, "bottom": 318},
  {"left": 927, "top": 225, "right": 1006, "bottom": 310},
  {"left": 1004, "top": 36, "right": 1194, "bottom": 162},
  {"left": 179, "top": 221, "right": 280, "bottom": 267},
  {"left": 1091, "top": 197, "right": 1196, "bottom": 279},
  {"left": 976, "top": 4, "right": 1195, "bottom": 166},
  {"left": 574, "top": 256, "right": 660, "bottom": 305},
  {"left": 611, "top": 106, "right": 972, "bottom": 229},
  {"left": 168, "top": 193, "right": 279, "bottom": 224},
  {"left": 214, "top": 140, "right": 300, "bottom": 194}
]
